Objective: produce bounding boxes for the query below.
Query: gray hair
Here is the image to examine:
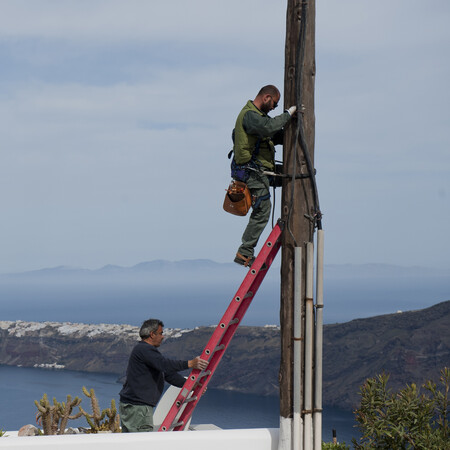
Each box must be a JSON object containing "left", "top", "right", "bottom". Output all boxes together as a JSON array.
[{"left": 139, "top": 319, "right": 164, "bottom": 340}]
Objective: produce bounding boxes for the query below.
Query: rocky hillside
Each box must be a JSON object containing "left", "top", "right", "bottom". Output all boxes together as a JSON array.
[
  {"left": 322, "top": 300, "right": 449, "bottom": 407},
  {"left": 1, "top": 301, "right": 449, "bottom": 409}
]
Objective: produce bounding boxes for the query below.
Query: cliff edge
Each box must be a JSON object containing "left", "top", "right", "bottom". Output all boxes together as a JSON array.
[{"left": 1, "top": 301, "right": 448, "bottom": 409}]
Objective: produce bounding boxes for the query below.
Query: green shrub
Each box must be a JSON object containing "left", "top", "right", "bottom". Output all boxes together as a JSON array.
[
  {"left": 322, "top": 442, "right": 349, "bottom": 449},
  {"left": 352, "top": 367, "right": 449, "bottom": 449}
]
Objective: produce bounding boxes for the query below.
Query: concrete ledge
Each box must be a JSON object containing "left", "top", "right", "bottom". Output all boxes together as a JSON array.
[{"left": 0, "top": 428, "right": 280, "bottom": 450}]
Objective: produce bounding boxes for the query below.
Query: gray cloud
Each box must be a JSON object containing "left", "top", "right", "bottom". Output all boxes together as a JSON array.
[{"left": 0, "top": 0, "right": 449, "bottom": 273}]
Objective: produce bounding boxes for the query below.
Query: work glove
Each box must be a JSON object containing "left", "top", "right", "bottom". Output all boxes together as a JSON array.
[{"left": 287, "top": 106, "right": 297, "bottom": 116}]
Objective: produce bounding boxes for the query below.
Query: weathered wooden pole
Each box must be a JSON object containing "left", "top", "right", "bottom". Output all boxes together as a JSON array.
[{"left": 280, "top": 0, "right": 316, "bottom": 448}]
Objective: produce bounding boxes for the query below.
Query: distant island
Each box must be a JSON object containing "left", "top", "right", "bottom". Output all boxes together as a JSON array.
[
  {"left": 2, "top": 260, "right": 450, "bottom": 327},
  {"left": 0, "top": 301, "right": 449, "bottom": 409}
]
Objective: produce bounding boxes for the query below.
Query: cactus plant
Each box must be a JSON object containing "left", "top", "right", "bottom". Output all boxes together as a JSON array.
[
  {"left": 79, "top": 386, "right": 120, "bottom": 433},
  {"left": 34, "top": 393, "right": 82, "bottom": 435},
  {"left": 58, "top": 395, "right": 83, "bottom": 433},
  {"left": 78, "top": 386, "right": 105, "bottom": 431},
  {"left": 102, "top": 398, "right": 121, "bottom": 433}
]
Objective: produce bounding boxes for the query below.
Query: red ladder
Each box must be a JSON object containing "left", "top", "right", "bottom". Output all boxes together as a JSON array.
[{"left": 158, "top": 220, "right": 284, "bottom": 431}]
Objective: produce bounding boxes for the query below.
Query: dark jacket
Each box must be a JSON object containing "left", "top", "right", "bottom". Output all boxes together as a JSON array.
[
  {"left": 119, "top": 341, "right": 189, "bottom": 406},
  {"left": 233, "top": 100, "right": 290, "bottom": 170}
]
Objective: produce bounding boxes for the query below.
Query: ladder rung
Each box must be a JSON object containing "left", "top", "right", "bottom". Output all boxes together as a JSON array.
[
  {"left": 173, "top": 420, "right": 184, "bottom": 428},
  {"left": 214, "top": 344, "right": 225, "bottom": 353},
  {"left": 199, "top": 370, "right": 211, "bottom": 378},
  {"left": 185, "top": 395, "right": 198, "bottom": 403}
]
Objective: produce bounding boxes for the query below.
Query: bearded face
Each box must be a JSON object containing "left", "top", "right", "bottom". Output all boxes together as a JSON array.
[
  {"left": 261, "top": 99, "right": 273, "bottom": 114},
  {"left": 260, "top": 95, "right": 279, "bottom": 114}
]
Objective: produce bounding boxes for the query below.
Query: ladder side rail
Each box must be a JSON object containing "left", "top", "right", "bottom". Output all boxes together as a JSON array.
[
  {"left": 247, "top": 227, "right": 282, "bottom": 274},
  {"left": 160, "top": 248, "right": 282, "bottom": 431},
  {"left": 159, "top": 367, "right": 205, "bottom": 431},
  {"left": 159, "top": 263, "right": 270, "bottom": 431},
  {"left": 163, "top": 257, "right": 270, "bottom": 416},
  {"left": 222, "top": 239, "right": 282, "bottom": 326},
  {"left": 203, "top": 221, "right": 283, "bottom": 364},
  {"left": 160, "top": 225, "right": 283, "bottom": 431},
  {"left": 197, "top": 226, "right": 282, "bottom": 358},
  {"left": 215, "top": 238, "right": 282, "bottom": 351},
  {"left": 171, "top": 378, "right": 209, "bottom": 430},
  {"left": 171, "top": 237, "right": 283, "bottom": 430},
  {"left": 159, "top": 280, "right": 259, "bottom": 431},
  {"left": 159, "top": 222, "right": 283, "bottom": 431},
  {"left": 172, "top": 291, "right": 269, "bottom": 429}
]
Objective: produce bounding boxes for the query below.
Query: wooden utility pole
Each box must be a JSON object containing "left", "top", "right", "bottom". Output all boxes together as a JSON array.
[{"left": 280, "top": 0, "right": 317, "bottom": 447}]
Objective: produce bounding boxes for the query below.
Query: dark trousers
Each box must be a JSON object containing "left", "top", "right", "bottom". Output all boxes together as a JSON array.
[
  {"left": 237, "top": 171, "right": 271, "bottom": 258},
  {"left": 119, "top": 401, "right": 154, "bottom": 432}
]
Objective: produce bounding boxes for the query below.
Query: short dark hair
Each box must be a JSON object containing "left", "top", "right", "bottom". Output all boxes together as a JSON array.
[
  {"left": 139, "top": 319, "right": 164, "bottom": 339},
  {"left": 257, "top": 85, "right": 280, "bottom": 98}
]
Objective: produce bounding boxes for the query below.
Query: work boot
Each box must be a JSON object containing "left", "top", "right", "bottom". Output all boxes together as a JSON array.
[{"left": 234, "top": 253, "right": 255, "bottom": 268}]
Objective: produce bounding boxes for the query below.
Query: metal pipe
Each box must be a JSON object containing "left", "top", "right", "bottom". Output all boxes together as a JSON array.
[
  {"left": 304, "top": 242, "right": 314, "bottom": 450},
  {"left": 313, "top": 230, "right": 324, "bottom": 450},
  {"left": 293, "top": 247, "right": 303, "bottom": 450},
  {"left": 278, "top": 417, "right": 292, "bottom": 450}
]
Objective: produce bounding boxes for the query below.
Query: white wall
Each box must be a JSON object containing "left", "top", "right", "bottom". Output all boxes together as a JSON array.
[{"left": 0, "top": 428, "right": 279, "bottom": 450}]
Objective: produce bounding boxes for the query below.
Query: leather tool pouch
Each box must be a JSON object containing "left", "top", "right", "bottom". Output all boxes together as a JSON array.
[{"left": 223, "top": 180, "right": 253, "bottom": 216}]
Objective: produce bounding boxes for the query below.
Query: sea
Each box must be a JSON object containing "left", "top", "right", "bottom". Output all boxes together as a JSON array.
[{"left": 0, "top": 365, "right": 357, "bottom": 444}]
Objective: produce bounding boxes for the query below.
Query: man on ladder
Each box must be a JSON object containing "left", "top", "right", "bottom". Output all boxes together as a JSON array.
[
  {"left": 119, "top": 318, "right": 208, "bottom": 432},
  {"left": 231, "top": 85, "right": 296, "bottom": 268}
]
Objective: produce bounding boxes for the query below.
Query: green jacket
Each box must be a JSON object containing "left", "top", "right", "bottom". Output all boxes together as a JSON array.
[{"left": 233, "top": 100, "right": 291, "bottom": 170}]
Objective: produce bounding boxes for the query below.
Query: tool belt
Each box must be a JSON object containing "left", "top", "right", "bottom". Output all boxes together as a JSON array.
[
  {"left": 223, "top": 180, "right": 254, "bottom": 216},
  {"left": 230, "top": 158, "right": 257, "bottom": 183}
]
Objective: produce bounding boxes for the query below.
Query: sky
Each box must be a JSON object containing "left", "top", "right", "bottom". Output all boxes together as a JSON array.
[{"left": 1, "top": 0, "right": 449, "bottom": 274}]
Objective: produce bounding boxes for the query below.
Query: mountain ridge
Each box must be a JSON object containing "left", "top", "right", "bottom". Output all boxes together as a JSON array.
[{"left": 3, "top": 259, "right": 450, "bottom": 277}]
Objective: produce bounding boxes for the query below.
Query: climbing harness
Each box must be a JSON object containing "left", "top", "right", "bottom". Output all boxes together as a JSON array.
[
  {"left": 227, "top": 137, "right": 262, "bottom": 183},
  {"left": 226, "top": 138, "right": 271, "bottom": 212}
]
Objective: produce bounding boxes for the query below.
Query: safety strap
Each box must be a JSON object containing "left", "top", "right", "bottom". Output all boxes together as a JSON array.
[
  {"left": 227, "top": 138, "right": 262, "bottom": 161},
  {"left": 253, "top": 138, "right": 262, "bottom": 157},
  {"left": 253, "top": 192, "right": 270, "bottom": 209}
]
